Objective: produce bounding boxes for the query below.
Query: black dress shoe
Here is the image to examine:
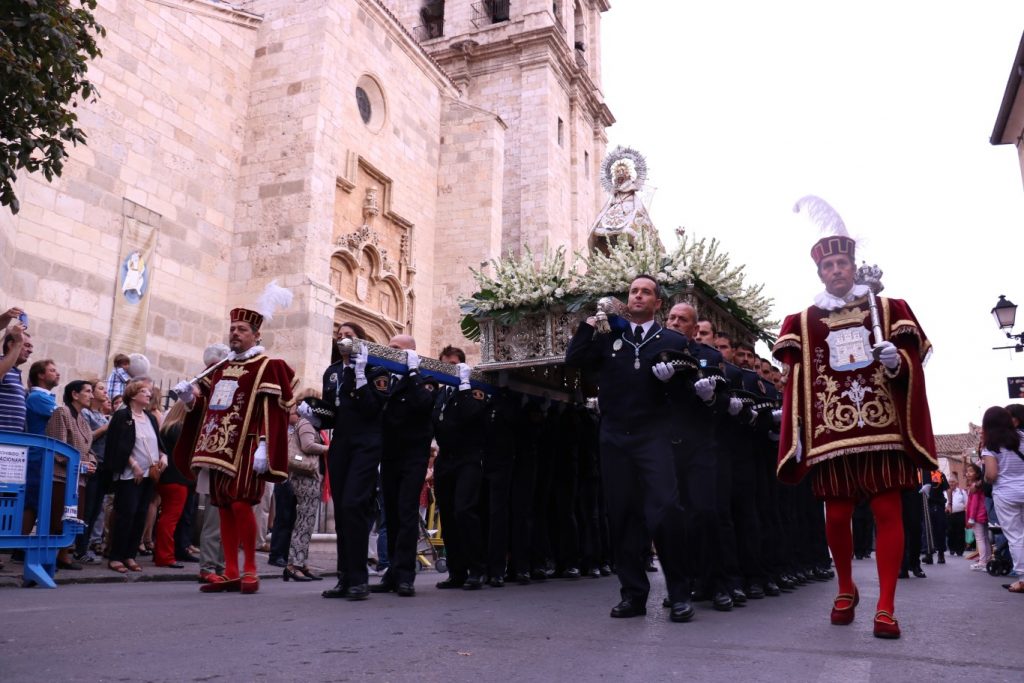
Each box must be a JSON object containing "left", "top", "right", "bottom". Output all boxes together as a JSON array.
[
  {"left": 776, "top": 575, "right": 796, "bottom": 591},
  {"left": 56, "top": 559, "right": 83, "bottom": 571},
  {"left": 514, "top": 571, "right": 531, "bottom": 585},
  {"left": 610, "top": 599, "right": 647, "bottom": 618},
  {"left": 812, "top": 567, "right": 832, "bottom": 581},
  {"left": 177, "top": 554, "right": 200, "bottom": 564},
  {"left": 396, "top": 582, "right": 415, "bottom": 597},
  {"left": 587, "top": 568, "right": 601, "bottom": 579},
  {"left": 436, "top": 577, "right": 466, "bottom": 589},
  {"left": 346, "top": 583, "right": 370, "bottom": 600},
  {"left": 599, "top": 564, "right": 612, "bottom": 576},
  {"left": 712, "top": 591, "right": 733, "bottom": 611},
  {"left": 730, "top": 588, "right": 747, "bottom": 605},
  {"left": 669, "top": 601, "right": 695, "bottom": 622},
  {"left": 690, "top": 588, "right": 712, "bottom": 602},
  {"left": 529, "top": 569, "right": 548, "bottom": 581},
  {"left": 897, "top": 569, "right": 909, "bottom": 579},
  {"left": 369, "top": 581, "right": 395, "bottom": 593},
  {"left": 299, "top": 567, "right": 323, "bottom": 581},
  {"left": 921, "top": 554, "right": 933, "bottom": 565},
  {"left": 912, "top": 568, "right": 927, "bottom": 579},
  {"left": 155, "top": 561, "right": 185, "bottom": 569},
  {"left": 268, "top": 557, "right": 287, "bottom": 568},
  {"left": 938, "top": 553, "right": 945, "bottom": 565},
  {"left": 463, "top": 575, "right": 483, "bottom": 590},
  {"left": 764, "top": 581, "right": 781, "bottom": 597},
  {"left": 746, "top": 583, "right": 765, "bottom": 599},
  {"left": 561, "top": 567, "right": 581, "bottom": 579},
  {"left": 488, "top": 576, "right": 505, "bottom": 588},
  {"left": 793, "top": 571, "right": 809, "bottom": 585},
  {"left": 322, "top": 581, "right": 348, "bottom": 598}
]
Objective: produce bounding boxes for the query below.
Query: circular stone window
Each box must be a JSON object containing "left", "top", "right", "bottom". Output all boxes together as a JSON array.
[{"left": 355, "top": 75, "right": 386, "bottom": 132}]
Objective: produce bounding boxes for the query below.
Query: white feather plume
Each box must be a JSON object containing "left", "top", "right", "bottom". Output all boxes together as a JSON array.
[
  {"left": 127, "top": 353, "right": 151, "bottom": 378},
  {"left": 255, "top": 280, "right": 293, "bottom": 322},
  {"left": 792, "top": 195, "right": 848, "bottom": 237}
]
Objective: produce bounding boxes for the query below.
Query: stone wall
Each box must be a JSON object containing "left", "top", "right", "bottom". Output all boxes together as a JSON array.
[{"left": 0, "top": 0, "right": 260, "bottom": 383}]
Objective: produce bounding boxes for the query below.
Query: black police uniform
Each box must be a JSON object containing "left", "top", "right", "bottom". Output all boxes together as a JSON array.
[
  {"left": 479, "top": 390, "right": 517, "bottom": 584},
  {"left": 432, "top": 384, "right": 487, "bottom": 587},
  {"left": 321, "top": 360, "right": 388, "bottom": 599},
  {"left": 378, "top": 367, "right": 438, "bottom": 591},
  {"left": 566, "top": 319, "right": 691, "bottom": 615}
]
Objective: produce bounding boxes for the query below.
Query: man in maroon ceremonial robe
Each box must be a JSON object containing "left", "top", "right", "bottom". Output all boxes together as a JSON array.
[
  {"left": 173, "top": 307, "right": 294, "bottom": 594},
  {"left": 772, "top": 196, "right": 937, "bottom": 639}
]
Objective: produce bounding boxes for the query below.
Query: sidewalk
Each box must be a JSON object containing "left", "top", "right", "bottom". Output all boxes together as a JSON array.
[{"left": 0, "top": 537, "right": 347, "bottom": 588}]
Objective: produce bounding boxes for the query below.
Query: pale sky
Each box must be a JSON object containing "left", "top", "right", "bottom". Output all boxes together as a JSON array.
[{"left": 602, "top": 1, "right": 1024, "bottom": 436}]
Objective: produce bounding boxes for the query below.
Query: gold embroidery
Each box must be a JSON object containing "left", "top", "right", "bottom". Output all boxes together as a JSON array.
[
  {"left": 812, "top": 348, "right": 896, "bottom": 436},
  {"left": 221, "top": 365, "right": 249, "bottom": 380},
  {"left": 195, "top": 412, "right": 241, "bottom": 457},
  {"left": 821, "top": 307, "right": 870, "bottom": 331}
]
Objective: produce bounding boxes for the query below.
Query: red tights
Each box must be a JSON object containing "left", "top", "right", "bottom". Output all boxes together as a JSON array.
[
  {"left": 217, "top": 502, "right": 257, "bottom": 579},
  {"left": 824, "top": 490, "right": 903, "bottom": 616}
]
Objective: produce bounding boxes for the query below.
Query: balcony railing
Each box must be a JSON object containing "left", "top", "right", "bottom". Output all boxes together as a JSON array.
[{"left": 472, "top": 0, "right": 510, "bottom": 27}]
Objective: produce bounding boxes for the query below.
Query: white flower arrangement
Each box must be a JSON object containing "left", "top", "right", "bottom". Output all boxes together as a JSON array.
[{"left": 461, "top": 229, "right": 777, "bottom": 340}]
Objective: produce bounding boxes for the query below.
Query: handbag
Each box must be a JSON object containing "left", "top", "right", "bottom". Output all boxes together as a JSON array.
[{"left": 287, "top": 426, "right": 320, "bottom": 477}]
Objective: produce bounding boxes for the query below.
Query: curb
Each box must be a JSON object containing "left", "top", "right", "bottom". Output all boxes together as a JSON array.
[{"left": 0, "top": 568, "right": 341, "bottom": 589}]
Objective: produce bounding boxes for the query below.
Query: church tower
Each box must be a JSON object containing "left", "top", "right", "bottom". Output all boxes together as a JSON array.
[{"left": 391, "top": 0, "right": 614, "bottom": 256}]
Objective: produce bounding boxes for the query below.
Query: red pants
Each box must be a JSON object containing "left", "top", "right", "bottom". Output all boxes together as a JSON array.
[{"left": 154, "top": 482, "right": 188, "bottom": 566}]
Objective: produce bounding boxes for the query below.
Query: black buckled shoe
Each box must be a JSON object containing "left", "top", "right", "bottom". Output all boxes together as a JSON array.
[
  {"left": 669, "top": 600, "right": 695, "bottom": 622},
  {"left": 610, "top": 599, "right": 647, "bottom": 618}
]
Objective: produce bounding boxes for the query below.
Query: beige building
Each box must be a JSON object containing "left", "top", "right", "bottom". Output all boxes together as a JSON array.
[{"left": 0, "top": 0, "right": 613, "bottom": 388}]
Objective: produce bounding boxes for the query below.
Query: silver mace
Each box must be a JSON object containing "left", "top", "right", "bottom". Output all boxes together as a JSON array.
[{"left": 855, "top": 262, "right": 885, "bottom": 360}]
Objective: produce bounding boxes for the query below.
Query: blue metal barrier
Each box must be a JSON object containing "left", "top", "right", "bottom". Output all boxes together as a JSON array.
[{"left": 0, "top": 431, "right": 83, "bottom": 588}]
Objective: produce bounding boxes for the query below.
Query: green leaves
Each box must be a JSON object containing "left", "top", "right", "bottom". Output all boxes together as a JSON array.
[{"left": 1, "top": 0, "right": 105, "bottom": 213}]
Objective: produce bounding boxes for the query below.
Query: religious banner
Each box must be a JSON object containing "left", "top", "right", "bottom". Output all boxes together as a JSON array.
[
  {"left": 1007, "top": 376, "right": 1024, "bottom": 399},
  {"left": 107, "top": 199, "right": 161, "bottom": 364}
]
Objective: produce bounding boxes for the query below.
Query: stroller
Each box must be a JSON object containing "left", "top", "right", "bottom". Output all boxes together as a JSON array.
[
  {"left": 986, "top": 522, "right": 1013, "bottom": 576},
  {"left": 416, "top": 485, "right": 447, "bottom": 573}
]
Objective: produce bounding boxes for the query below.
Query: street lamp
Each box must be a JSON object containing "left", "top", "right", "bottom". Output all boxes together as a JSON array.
[{"left": 991, "top": 295, "right": 1024, "bottom": 351}]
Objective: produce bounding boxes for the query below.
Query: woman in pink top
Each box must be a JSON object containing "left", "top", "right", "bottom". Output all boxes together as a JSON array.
[{"left": 964, "top": 462, "right": 989, "bottom": 570}]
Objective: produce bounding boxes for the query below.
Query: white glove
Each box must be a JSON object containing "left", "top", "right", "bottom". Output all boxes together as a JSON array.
[
  {"left": 920, "top": 483, "right": 931, "bottom": 495},
  {"left": 173, "top": 380, "right": 194, "bottom": 405},
  {"left": 694, "top": 377, "right": 715, "bottom": 402},
  {"left": 652, "top": 362, "right": 675, "bottom": 383},
  {"left": 457, "top": 363, "right": 472, "bottom": 390},
  {"left": 748, "top": 408, "right": 760, "bottom": 427},
  {"left": 253, "top": 441, "right": 268, "bottom": 474},
  {"left": 296, "top": 401, "right": 313, "bottom": 421},
  {"left": 353, "top": 343, "right": 368, "bottom": 388},
  {"left": 406, "top": 350, "right": 420, "bottom": 371},
  {"left": 875, "top": 341, "right": 900, "bottom": 370},
  {"left": 727, "top": 397, "right": 743, "bottom": 416},
  {"left": 771, "top": 409, "right": 783, "bottom": 425}
]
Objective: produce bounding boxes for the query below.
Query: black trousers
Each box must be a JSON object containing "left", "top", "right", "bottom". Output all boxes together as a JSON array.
[
  {"left": 508, "top": 445, "right": 536, "bottom": 575},
  {"left": 481, "top": 457, "right": 514, "bottom": 578},
  {"left": 947, "top": 511, "right": 966, "bottom": 555},
  {"left": 551, "top": 452, "right": 579, "bottom": 572},
  {"left": 531, "top": 451, "right": 554, "bottom": 569},
  {"left": 731, "top": 448, "right": 765, "bottom": 585},
  {"left": 600, "top": 424, "right": 686, "bottom": 603},
  {"left": 577, "top": 476, "right": 604, "bottom": 570},
  {"left": 328, "top": 437, "right": 382, "bottom": 587},
  {"left": 76, "top": 473, "right": 106, "bottom": 556},
  {"left": 110, "top": 477, "right": 155, "bottom": 563},
  {"left": 381, "top": 441, "right": 430, "bottom": 585},
  {"left": 434, "top": 453, "right": 484, "bottom": 579},
  {"left": 927, "top": 501, "right": 948, "bottom": 554},
  {"left": 269, "top": 480, "right": 296, "bottom": 564},
  {"left": 901, "top": 489, "right": 923, "bottom": 571},
  {"left": 174, "top": 488, "right": 197, "bottom": 559},
  {"left": 668, "top": 428, "right": 718, "bottom": 591},
  {"left": 754, "top": 445, "right": 784, "bottom": 578}
]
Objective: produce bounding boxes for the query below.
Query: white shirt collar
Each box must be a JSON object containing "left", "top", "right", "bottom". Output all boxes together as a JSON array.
[
  {"left": 631, "top": 319, "right": 656, "bottom": 335},
  {"left": 231, "top": 345, "right": 265, "bottom": 361},
  {"left": 813, "top": 283, "right": 871, "bottom": 311}
]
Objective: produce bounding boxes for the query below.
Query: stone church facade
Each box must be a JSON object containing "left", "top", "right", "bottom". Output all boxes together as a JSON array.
[{"left": 0, "top": 0, "right": 613, "bottom": 387}]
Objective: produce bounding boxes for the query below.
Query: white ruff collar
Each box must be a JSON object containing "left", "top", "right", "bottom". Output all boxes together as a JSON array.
[
  {"left": 813, "top": 283, "right": 871, "bottom": 311},
  {"left": 230, "top": 345, "right": 265, "bottom": 361}
]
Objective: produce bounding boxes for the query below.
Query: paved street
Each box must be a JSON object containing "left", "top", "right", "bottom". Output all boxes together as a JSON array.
[{"left": 2, "top": 554, "right": 1022, "bottom": 682}]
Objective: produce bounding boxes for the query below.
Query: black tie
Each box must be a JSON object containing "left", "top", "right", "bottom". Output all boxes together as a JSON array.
[{"left": 634, "top": 325, "right": 644, "bottom": 344}]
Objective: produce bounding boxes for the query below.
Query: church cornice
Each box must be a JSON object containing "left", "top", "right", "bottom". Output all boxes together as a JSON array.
[
  {"left": 358, "top": 0, "right": 462, "bottom": 96},
  {"left": 145, "top": 0, "right": 262, "bottom": 28},
  {"left": 429, "top": 26, "right": 614, "bottom": 129}
]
